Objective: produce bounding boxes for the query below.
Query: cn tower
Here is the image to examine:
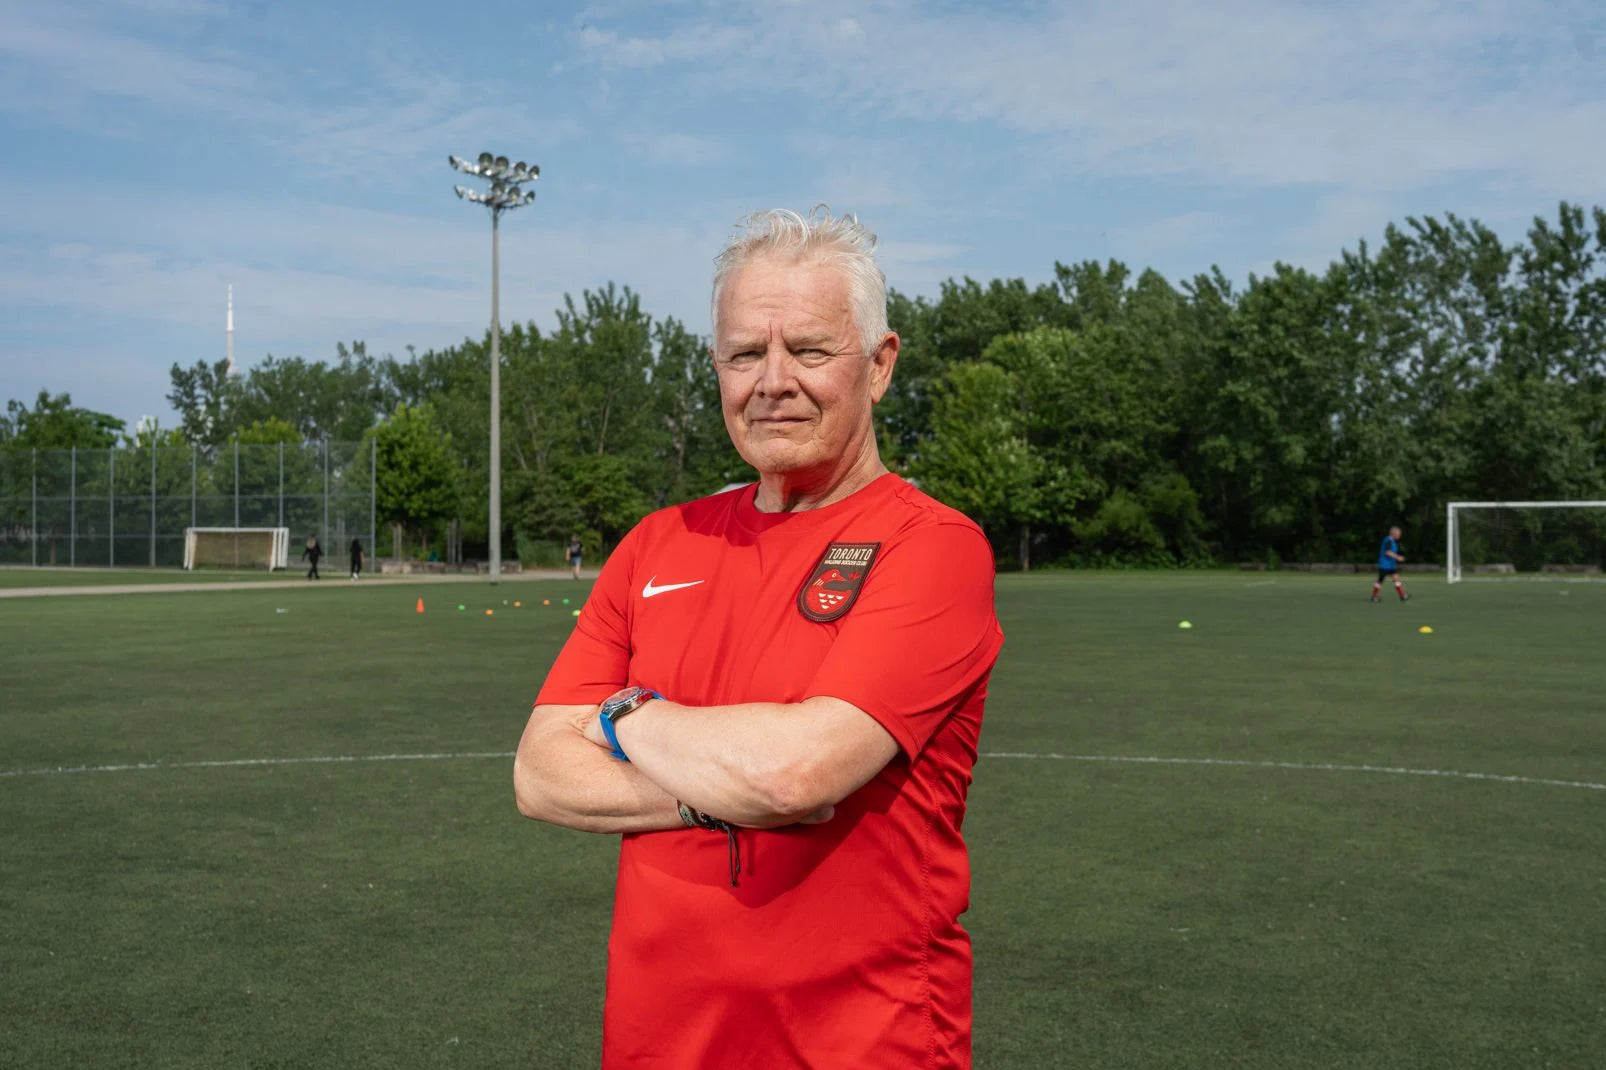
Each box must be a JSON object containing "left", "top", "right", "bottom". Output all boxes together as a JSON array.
[{"left": 226, "top": 284, "right": 237, "bottom": 377}]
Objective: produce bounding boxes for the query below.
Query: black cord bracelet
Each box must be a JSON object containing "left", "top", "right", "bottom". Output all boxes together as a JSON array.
[{"left": 676, "top": 802, "right": 742, "bottom": 886}]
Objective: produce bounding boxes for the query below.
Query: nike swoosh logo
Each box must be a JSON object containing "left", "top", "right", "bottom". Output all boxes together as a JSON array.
[{"left": 641, "top": 577, "right": 705, "bottom": 599}]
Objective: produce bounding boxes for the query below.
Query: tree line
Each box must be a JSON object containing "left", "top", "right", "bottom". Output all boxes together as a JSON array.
[{"left": 5, "top": 202, "right": 1604, "bottom": 568}]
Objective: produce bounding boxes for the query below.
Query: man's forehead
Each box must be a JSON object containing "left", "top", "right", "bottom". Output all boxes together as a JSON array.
[
  {"left": 716, "top": 258, "right": 853, "bottom": 342},
  {"left": 719, "top": 320, "right": 837, "bottom": 346}
]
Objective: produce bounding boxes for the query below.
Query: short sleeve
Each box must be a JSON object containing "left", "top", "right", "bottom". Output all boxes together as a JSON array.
[
  {"left": 534, "top": 526, "right": 639, "bottom": 705},
  {"left": 805, "top": 522, "right": 1003, "bottom": 759}
]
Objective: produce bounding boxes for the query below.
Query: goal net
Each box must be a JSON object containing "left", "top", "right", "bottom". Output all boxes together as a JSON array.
[
  {"left": 1446, "top": 501, "right": 1606, "bottom": 583},
  {"left": 183, "top": 527, "right": 291, "bottom": 571}
]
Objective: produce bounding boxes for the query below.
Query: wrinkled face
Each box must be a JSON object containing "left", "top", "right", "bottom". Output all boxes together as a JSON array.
[{"left": 712, "top": 256, "right": 895, "bottom": 479}]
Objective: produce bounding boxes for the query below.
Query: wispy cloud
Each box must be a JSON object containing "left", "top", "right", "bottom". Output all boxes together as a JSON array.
[
  {"left": 571, "top": 0, "right": 1606, "bottom": 197},
  {"left": 0, "top": 3, "right": 581, "bottom": 178},
  {"left": 574, "top": 21, "right": 749, "bottom": 69},
  {"left": 1108, "top": 212, "right": 1238, "bottom": 262},
  {"left": 0, "top": 1, "right": 253, "bottom": 128},
  {"left": 0, "top": 183, "right": 724, "bottom": 339}
]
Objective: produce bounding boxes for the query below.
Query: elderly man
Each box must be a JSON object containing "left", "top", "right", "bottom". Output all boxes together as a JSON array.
[{"left": 514, "top": 207, "right": 1003, "bottom": 1069}]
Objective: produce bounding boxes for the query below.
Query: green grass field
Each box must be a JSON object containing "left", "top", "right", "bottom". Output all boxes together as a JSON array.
[
  {"left": 0, "top": 567, "right": 286, "bottom": 588},
  {"left": 1, "top": 573, "right": 1601, "bottom": 1068}
]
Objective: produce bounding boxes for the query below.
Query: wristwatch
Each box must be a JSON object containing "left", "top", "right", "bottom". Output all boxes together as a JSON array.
[{"left": 597, "top": 686, "right": 661, "bottom": 762}]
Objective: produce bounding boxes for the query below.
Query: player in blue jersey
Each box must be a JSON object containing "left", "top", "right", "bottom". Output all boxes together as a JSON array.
[{"left": 1372, "top": 526, "right": 1409, "bottom": 602}]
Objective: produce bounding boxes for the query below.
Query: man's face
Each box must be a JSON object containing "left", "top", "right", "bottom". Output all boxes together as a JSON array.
[
  {"left": 1390, "top": 527, "right": 1401, "bottom": 538},
  {"left": 712, "top": 255, "right": 897, "bottom": 479}
]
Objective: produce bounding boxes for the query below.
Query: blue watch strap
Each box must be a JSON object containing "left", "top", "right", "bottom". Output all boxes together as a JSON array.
[
  {"left": 600, "top": 689, "right": 662, "bottom": 762},
  {"left": 599, "top": 709, "right": 629, "bottom": 762}
]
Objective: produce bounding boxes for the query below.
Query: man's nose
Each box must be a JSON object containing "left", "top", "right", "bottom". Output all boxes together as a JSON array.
[{"left": 755, "top": 346, "right": 798, "bottom": 397}]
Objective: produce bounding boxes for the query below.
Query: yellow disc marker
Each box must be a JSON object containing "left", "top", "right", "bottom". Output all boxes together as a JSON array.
[{"left": 1418, "top": 625, "right": 1433, "bottom": 634}]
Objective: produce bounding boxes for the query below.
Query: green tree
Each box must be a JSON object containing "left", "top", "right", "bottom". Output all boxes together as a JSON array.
[
  {"left": 880, "top": 276, "right": 1069, "bottom": 468},
  {"left": 1478, "top": 203, "right": 1606, "bottom": 501},
  {"left": 564, "top": 453, "right": 651, "bottom": 549},
  {"left": 0, "top": 392, "right": 125, "bottom": 565},
  {"left": 1193, "top": 264, "right": 1351, "bottom": 560},
  {"left": 1, "top": 391, "right": 125, "bottom": 449},
  {"left": 516, "top": 453, "right": 651, "bottom": 557},
  {"left": 651, "top": 316, "right": 734, "bottom": 502},
  {"left": 372, "top": 405, "right": 456, "bottom": 559},
  {"left": 234, "top": 343, "right": 393, "bottom": 442},
  {"left": 166, "top": 359, "right": 240, "bottom": 446},
  {"left": 916, "top": 362, "right": 1040, "bottom": 562},
  {"left": 550, "top": 285, "right": 657, "bottom": 459},
  {"left": 385, "top": 338, "right": 493, "bottom": 553}
]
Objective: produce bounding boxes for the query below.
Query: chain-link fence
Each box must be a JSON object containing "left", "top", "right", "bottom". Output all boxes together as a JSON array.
[{"left": 0, "top": 441, "right": 375, "bottom": 570}]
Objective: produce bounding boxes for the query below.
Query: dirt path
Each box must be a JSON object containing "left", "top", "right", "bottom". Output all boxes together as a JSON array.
[{"left": 0, "top": 570, "right": 595, "bottom": 599}]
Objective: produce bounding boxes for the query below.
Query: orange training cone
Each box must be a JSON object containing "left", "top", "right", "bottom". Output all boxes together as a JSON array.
[{"left": 416, "top": 597, "right": 425, "bottom": 614}]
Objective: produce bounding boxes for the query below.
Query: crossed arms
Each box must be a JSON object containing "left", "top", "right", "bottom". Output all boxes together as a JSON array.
[{"left": 513, "top": 696, "right": 899, "bottom": 833}]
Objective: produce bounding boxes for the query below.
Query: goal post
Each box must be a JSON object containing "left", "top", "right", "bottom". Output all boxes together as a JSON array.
[
  {"left": 183, "top": 527, "right": 291, "bottom": 571},
  {"left": 1446, "top": 501, "right": 1606, "bottom": 583}
]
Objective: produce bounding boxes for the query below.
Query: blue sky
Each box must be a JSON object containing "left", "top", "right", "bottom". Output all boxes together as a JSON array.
[{"left": 3, "top": 0, "right": 1604, "bottom": 431}]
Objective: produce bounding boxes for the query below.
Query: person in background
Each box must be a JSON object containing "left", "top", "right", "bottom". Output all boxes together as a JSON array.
[
  {"left": 302, "top": 535, "right": 322, "bottom": 581},
  {"left": 567, "top": 534, "right": 583, "bottom": 580},
  {"left": 349, "top": 537, "right": 363, "bottom": 581},
  {"left": 1372, "top": 525, "right": 1409, "bottom": 602}
]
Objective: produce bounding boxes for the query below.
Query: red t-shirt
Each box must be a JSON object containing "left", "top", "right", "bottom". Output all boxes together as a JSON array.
[{"left": 536, "top": 473, "right": 1003, "bottom": 1069}]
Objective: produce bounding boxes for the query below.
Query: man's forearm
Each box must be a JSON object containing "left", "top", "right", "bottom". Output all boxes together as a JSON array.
[
  {"left": 515, "top": 705, "right": 683, "bottom": 834},
  {"left": 609, "top": 697, "right": 896, "bottom": 829}
]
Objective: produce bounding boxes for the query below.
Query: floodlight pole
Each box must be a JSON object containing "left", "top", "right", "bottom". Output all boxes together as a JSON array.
[
  {"left": 490, "top": 208, "right": 502, "bottom": 583},
  {"left": 449, "top": 151, "right": 538, "bottom": 584}
]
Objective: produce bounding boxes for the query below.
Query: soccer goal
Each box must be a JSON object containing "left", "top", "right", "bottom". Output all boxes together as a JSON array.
[
  {"left": 1445, "top": 501, "right": 1606, "bottom": 583},
  {"left": 183, "top": 527, "right": 291, "bottom": 571}
]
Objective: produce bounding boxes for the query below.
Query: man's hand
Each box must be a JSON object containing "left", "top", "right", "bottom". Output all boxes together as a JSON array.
[{"left": 580, "top": 704, "right": 608, "bottom": 749}]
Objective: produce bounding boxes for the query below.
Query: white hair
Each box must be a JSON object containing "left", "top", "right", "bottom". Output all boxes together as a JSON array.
[{"left": 711, "top": 206, "right": 889, "bottom": 356}]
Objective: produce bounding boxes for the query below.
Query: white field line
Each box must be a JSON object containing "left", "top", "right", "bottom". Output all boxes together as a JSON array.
[
  {"left": 1, "top": 749, "right": 1601, "bottom": 792},
  {"left": 981, "top": 752, "right": 1606, "bottom": 791},
  {"left": 0, "top": 570, "right": 592, "bottom": 599},
  {"left": 0, "top": 751, "right": 514, "bottom": 779}
]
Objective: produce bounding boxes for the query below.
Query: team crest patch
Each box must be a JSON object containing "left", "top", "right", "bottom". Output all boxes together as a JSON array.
[{"left": 797, "top": 542, "right": 881, "bottom": 622}]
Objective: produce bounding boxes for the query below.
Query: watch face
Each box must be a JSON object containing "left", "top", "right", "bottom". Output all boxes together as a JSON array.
[{"left": 601, "top": 686, "right": 646, "bottom": 718}]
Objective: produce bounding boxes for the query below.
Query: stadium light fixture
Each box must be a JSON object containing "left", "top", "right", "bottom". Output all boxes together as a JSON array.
[{"left": 448, "top": 148, "right": 540, "bottom": 584}]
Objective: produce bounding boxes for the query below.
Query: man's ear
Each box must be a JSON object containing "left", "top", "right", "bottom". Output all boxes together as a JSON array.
[{"left": 868, "top": 333, "right": 900, "bottom": 404}]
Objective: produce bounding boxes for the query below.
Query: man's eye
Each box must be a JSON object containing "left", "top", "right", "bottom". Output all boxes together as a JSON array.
[{"left": 722, "top": 351, "right": 760, "bottom": 365}]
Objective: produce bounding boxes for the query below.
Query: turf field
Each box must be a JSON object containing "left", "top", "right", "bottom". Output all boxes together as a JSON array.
[
  {"left": 1, "top": 573, "right": 1601, "bottom": 1068},
  {"left": 0, "top": 567, "right": 286, "bottom": 588}
]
